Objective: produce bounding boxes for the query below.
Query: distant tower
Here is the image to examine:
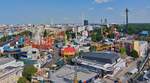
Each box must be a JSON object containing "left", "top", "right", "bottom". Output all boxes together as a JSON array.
[
  {"left": 81, "top": 12, "right": 85, "bottom": 25},
  {"left": 104, "top": 18, "right": 107, "bottom": 25},
  {"left": 84, "top": 20, "right": 88, "bottom": 26},
  {"left": 125, "top": 8, "right": 129, "bottom": 33},
  {"left": 100, "top": 19, "right": 103, "bottom": 25}
]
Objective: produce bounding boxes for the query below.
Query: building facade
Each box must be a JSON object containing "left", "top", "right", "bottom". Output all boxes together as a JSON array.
[{"left": 134, "top": 41, "right": 148, "bottom": 57}]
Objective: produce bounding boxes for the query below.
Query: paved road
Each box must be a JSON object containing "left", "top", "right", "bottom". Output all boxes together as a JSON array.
[
  {"left": 115, "top": 61, "right": 137, "bottom": 78},
  {"left": 104, "top": 60, "right": 137, "bottom": 83},
  {"left": 52, "top": 46, "right": 61, "bottom": 63},
  {"left": 116, "top": 60, "right": 137, "bottom": 83}
]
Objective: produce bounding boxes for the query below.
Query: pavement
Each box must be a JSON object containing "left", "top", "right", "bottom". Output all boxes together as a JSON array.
[
  {"left": 115, "top": 60, "right": 137, "bottom": 78},
  {"left": 52, "top": 47, "right": 61, "bottom": 63},
  {"left": 50, "top": 65, "right": 98, "bottom": 83},
  {"left": 41, "top": 45, "right": 61, "bottom": 68},
  {"left": 103, "top": 60, "right": 137, "bottom": 83}
]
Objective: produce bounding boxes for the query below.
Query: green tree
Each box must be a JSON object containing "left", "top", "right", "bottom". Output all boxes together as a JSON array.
[
  {"left": 96, "top": 32, "right": 103, "bottom": 41},
  {"left": 118, "top": 23, "right": 150, "bottom": 35},
  {"left": 91, "top": 29, "right": 103, "bottom": 42},
  {"left": 65, "top": 30, "right": 73, "bottom": 40},
  {"left": 0, "top": 54, "right": 8, "bottom": 57},
  {"left": 91, "top": 32, "right": 97, "bottom": 42},
  {"left": 120, "top": 47, "right": 126, "bottom": 58},
  {"left": 130, "top": 49, "right": 139, "bottom": 59},
  {"left": 43, "top": 29, "right": 48, "bottom": 37},
  {"left": 17, "top": 77, "right": 29, "bottom": 83},
  {"left": 18, "top": 30, "right": 32, "bottom": 37},
  {"left": 120, "top": 47, "right": 126, "bottom": 55},
  {"left": 22, "top": 65, "right": 37, "bottom": 81},
  {"left": 107, "top": 33, "right": 115, "bottom": 39},
  {"left": 0, "top": 35, "right": 11, "bottom": 43}
]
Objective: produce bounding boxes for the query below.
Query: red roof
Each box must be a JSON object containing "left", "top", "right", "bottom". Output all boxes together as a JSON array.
[
  {"left": 63, "top": 47, "right": 75, "bottom": 52},
  {"left": 62, "top": 46, "right": 76, "bottom": 56}
]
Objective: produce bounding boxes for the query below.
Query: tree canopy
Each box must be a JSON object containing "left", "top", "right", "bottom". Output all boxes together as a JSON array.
[
  {"left": 120, "top": 47, "right": 126, "bottom": 55},
  {"left": 130, "top": 49, "right": 139, "bottom": 59},
  {"left": 117, "top": 23, "right": 150, "bottom": 35},
  {"left": 18, "top": 30, "right": 32, "bottom": 38},
  {"left": 17, "top": 77, "right": 29, "bottom": 83},
  {"left": 22, "top": 65, "right": 37, "bottom": 81},
  {"left": 43, "top": 29, "right": 48, "bottom": 37},
  {"left": 65, "top": 30, "right": 76, "bottom": 39},
  {"left": 91, "top": 28, "right": 103, "bottom": 42}
]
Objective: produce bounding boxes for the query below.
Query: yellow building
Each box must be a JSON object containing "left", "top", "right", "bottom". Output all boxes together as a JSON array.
[
  {"left": 133, "top": 41, "right": 140, "bottom": 56},
  {"left": 133, "top": 41, "right": 148, "bottom": 57}
]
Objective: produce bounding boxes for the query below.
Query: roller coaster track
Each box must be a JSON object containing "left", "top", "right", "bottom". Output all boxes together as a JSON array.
[{"left": 139, "top": 53, "right": 150, "bottom": 72}]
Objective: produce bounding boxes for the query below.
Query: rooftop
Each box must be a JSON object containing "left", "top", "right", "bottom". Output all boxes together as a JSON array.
[
  {"left": 0, "top": 66, "right": 23, "bottom": 79},
  {"left": 0, "top": 58, "right": 15, "bottom": 66},
  {"left": 51, "top": 65, "right": 97, "bottom": 83},
  {"left": 79, "top": 51, "right": 120, "bottom": 64},
  {"left": 140, "top": 31, "right": 149, "bottom": 35}
]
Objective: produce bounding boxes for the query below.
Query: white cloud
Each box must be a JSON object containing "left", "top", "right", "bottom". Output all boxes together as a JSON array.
[
  {"left": 94, "top": 0, "right": 111, "bottom": 3},
  {"left": 89, "top": 7, "right": 94, "bottom": 11},
  {"left": 106, "top": 7, "right": 114, "bottom": 11}
]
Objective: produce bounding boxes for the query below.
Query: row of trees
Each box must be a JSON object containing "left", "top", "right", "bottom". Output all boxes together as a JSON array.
[
  {"left": 18, "top": 30, "right": 32, "bottom": 38},
  {"left": 91, "top": 23, "right": 150, "bottom": 42},
  {"left": 91, "top": 26, "right": 116, "bottom": 42},
  {"left": 117, "top": 23, "right": 150, "bottom": 35}
]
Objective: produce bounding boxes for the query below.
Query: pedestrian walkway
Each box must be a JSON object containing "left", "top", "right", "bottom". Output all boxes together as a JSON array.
[{"left": 103, "top": 60, "right": 137, "bottom": 83}]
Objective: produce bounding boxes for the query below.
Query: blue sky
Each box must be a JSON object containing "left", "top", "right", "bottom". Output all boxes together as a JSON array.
[{"left": 0, "top": 0, "right": 149, "bottom": 24}]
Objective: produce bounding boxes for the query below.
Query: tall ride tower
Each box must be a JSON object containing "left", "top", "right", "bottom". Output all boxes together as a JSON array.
[{"left": 125, "top": 8, "right": 129, "bottom": 33}]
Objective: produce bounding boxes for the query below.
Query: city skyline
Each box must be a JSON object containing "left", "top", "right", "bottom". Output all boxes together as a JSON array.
[{"left": 0, "top": 0, "right": 149, "bottom": 24}]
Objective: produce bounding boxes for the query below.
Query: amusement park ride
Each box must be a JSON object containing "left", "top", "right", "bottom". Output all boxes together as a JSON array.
[
  {"left": 0, "top": 28, "right": 55, "bottom": 55},
  {"left": 0, "top": 36, "right": 25, "bottom": 54},
  {"left": 25, "top": 37, "right": 54, "bottom": 50}
]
